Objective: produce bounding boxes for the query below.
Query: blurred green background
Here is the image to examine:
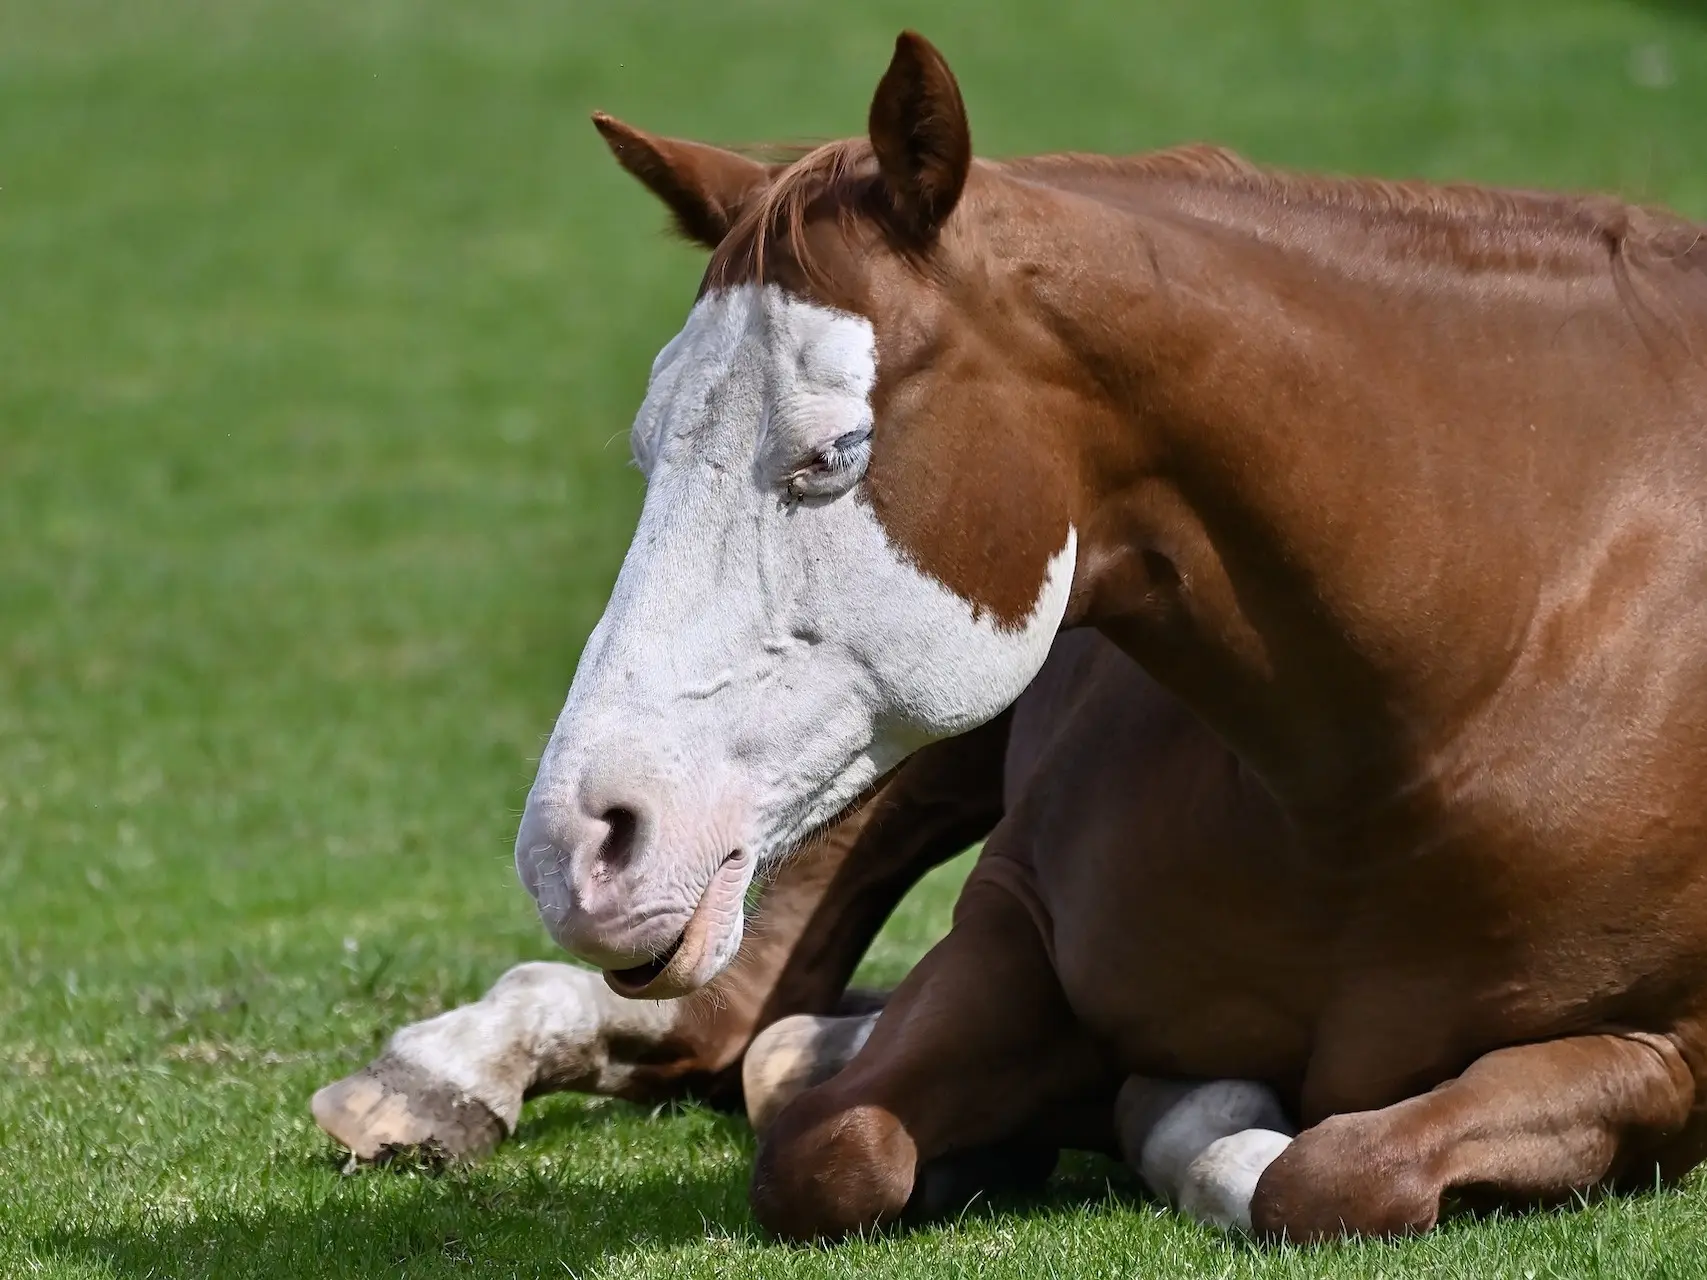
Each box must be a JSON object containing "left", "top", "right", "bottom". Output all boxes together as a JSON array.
[{"left": 4, "top": 1, "right": 1706, "bottom": 1276}]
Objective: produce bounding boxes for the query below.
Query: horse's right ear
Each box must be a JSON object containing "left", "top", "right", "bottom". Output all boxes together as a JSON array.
[
  {"left": 867, "top": 32, "right": 971, "bottom": 242},
  {"left": 592, "top": 113, "right": 770, "bottom": 250}
]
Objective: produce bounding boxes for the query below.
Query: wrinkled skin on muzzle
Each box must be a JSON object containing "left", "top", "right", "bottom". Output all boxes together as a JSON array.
[{"left": 515, "top": 284, "right": 1075, "bottom": 997}]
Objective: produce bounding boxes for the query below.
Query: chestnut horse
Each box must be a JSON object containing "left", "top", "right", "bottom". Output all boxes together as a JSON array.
[{"left": 327, "top": 28, "right": 1707, "bottom": 1242}]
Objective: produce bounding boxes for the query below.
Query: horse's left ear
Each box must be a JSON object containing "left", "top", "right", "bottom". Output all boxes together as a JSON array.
[{"left": 867, "top": 31, "right": 972, "bottom": 241}]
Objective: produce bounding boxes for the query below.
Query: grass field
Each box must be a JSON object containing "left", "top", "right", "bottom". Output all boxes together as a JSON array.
[{"left": 5, "top": 1, "right": 1707, "bottom": 1275}]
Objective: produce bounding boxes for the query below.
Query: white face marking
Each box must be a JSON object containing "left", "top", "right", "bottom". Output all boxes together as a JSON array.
[{"left": 516, "top": 284, "right": 1075, "bottom": 984}]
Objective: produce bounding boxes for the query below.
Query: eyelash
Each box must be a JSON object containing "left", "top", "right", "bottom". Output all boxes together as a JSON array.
[
  {"left": 786, "top": 427, "right": 872, "bottom": 500},
  {"left": 818, "top": 428, "right": 871, "bottom": 471}
]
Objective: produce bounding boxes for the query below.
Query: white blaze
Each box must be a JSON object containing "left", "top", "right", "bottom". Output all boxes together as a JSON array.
[{"left": 522, "top": 284, "right": 1074, "bottom": 974}]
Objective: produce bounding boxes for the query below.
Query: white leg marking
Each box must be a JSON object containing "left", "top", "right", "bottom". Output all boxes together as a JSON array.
[
  {"left": 386, "top": 961, "right": 677, "bottom": 1127},
  {"left": 1176, "top": 1129, "right": 1295, "bottom": 1234},
  {"left": 1119, "top": 1077, "right": 1295, "bottom": 1234}
]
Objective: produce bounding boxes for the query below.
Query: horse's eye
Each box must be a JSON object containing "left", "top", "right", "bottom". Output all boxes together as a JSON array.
[{"left": 785, "top": 427, "right": 872, "bottom": 501}]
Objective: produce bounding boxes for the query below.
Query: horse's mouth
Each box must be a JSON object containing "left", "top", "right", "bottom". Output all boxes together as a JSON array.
[
  {"left": 607, "top": 933, "right": 684, "bottom": 994},
  {"left": 601, "top": 849, "right": 751, "bottom": 999}
]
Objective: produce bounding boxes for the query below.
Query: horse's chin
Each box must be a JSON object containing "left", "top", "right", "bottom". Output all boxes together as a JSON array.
[{"left": 603, "top": 848, "right": 753, "bottom": 999}]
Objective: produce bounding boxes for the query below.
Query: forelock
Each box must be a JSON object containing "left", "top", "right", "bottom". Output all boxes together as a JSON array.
[{"left": 704, "top": 138, "right": 885, "bottom": 292}]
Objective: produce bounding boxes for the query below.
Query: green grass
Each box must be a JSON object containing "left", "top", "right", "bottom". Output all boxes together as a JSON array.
[{"left": 4, "top": 0, "right": 1707, "bottom": 1275}]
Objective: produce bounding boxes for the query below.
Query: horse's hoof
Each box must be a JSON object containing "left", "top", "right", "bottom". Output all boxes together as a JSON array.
[
  {"left": 311, "top": 1053, "right": 505, "bottom": 1169},
  {"left": 743, "top": 1012, "right": 879, "bottom": 1134}
]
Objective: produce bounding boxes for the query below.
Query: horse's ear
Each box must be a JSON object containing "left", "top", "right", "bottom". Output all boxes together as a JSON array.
[
  {"left": 592, "top": 113, "right": 770, "bottom": 249},
  {"left": 867, "top": 32, "right": 971, "bottom": 241}
]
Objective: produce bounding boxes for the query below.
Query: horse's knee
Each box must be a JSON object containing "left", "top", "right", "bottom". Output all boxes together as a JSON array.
[
  {"left": 1250, "top": 1113, "right": 1442, "bottom": 1243},
  {"left": 750, "top": 1097, "right": 916, "bottom": 1241}
]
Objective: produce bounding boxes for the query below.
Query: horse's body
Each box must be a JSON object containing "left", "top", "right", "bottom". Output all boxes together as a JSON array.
[
  {"left": 753, "top": 628, "right": 1707, "bottom": 1239},
  {"left": 999, "top": 629, "right": 1329, "bottom": 1098},
  {"left": 327, "top": 30, "right": 1707, "bottom": 1245}
]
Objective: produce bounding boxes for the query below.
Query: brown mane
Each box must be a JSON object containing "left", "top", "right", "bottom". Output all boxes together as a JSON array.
[{"left": 708, "top": 137, "right": 1706, "bottom": 306}]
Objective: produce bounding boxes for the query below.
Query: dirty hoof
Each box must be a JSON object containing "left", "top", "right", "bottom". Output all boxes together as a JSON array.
[
  {"left": 311, "top": 1053, "right": 506, "bottom": 1169},
  {"left": 743, "top": 1012, "right": 879, "bottom": 1134}
]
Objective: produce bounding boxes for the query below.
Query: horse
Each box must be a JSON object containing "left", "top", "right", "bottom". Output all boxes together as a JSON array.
[
  {"left": 745, "top": 628, "right": 1699, "bottom": 1240},
  {"left": 338, "top": 28, "right": 1707, "bottom": 1242}
]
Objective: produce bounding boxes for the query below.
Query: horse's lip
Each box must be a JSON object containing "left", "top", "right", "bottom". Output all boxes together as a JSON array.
[
  {"left": 602, "top": 849, "right": 751, "bottom": 999},
  {"left": 606, "top": 933, "right": 684, "bottom": 993}
]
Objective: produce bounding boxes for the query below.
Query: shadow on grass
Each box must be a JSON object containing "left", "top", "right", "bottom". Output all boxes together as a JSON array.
[
  {"left": 46, "top": 1198, "right": 702, "bottom": 1276},
  {"left": 34, "top": 1116, "right": 1145, "bottom": 1279},
  {"left": 38, "top": 1164, "right": 749, "bottom": 1278},
  {"left": 38, "top": 1103, "right": 757, "bottom": 1279}
]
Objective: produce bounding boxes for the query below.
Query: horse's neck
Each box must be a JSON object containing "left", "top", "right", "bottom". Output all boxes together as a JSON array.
[
  {"left": 1002, "top": 160, "right": 1706, "bottom": 822},
  {"left": 1027, "top": 192, "right": 1566, "bottom": 818}
]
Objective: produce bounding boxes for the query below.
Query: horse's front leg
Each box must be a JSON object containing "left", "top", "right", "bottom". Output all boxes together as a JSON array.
[
  {"left": 749, "top": 859, "right": 1121, "bottom": 1241},
  {"left": 1250, "top": 1031, "right": 1697, "bottom": 1241},
  {"left": 311, "top": 712, "right": 1011, "bottom": 1164},
  {"left": 312, "top": 960, "right": 676, "bottom": 1162}
]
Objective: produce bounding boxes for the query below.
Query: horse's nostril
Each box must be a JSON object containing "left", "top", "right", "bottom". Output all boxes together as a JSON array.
[{"left": 597, "top": 804, "right": 640, "bottom": 869}]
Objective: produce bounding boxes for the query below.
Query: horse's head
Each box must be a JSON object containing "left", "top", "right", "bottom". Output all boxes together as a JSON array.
[{"left": 518, "top": 33, "right": 1084, "bottom": 996}]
